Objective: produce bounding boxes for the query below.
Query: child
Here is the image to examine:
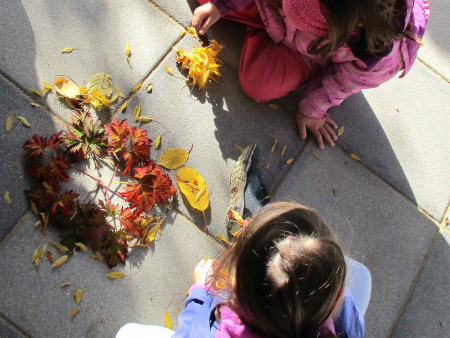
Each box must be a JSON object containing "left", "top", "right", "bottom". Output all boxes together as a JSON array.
[
  {"left": 191, "top": 0, "right": 429, "bottom": 149},
  {"left": 173, "top": 202, "right": 370, "bottom": 337}
]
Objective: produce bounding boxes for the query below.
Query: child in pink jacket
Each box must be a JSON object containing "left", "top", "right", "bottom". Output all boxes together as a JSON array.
[{"left": 192, "top": 0, "right": 429, "bottom": 149}]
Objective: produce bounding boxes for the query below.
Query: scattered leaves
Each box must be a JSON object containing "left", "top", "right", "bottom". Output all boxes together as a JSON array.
[
  {"left": 45, "top": 250, "right": 54, "bottom": 263},
  {"left": 4, "top": 191, "right": 11, "bottom": 203},
  {"left": 70, "top": 307, "right": 80, "bottom": 317},
  {"left": 281, "top": 145, "right": 286, "bottom": 157},
  {"left": 75, "top": 242, "right": 88, "bottom": 252},
  {"left": 54, "top": 77, "right": 80, "bottom": 98},
  {"left": 130, "top": 83, "right": 142, "bottom": 94},
  {"left": 349, "top": 153, "right": 361, "bottom": 161},
  {"left": 286, "top": 159, "right": 294, "bottom": 165},
  {"left": 154, "top": 135, "right": 161, "bottom": 149},
  {"left": 235, "top": 145, "right": 244, "bottom": 152},
  {"left": 164, "top": 311, "right": 172, "bottom": 330},
  {"left": 216, "top": 233, "right": 231, "bottom": 245},
  {"left": 73, "top": 289, "right": 83, "bottom": 305},
  {"left": 30, "top": 102, "right": 41, "bottom": 107},
  {"left": 106, "top": 271, "right": 125, "bottom": 279},
  {"left": 312, "top": 152, "right": 320, "bottom": 160},
  {"left": 61, "top": 47, "right": 75, "bottom": 53},
  {"left": 52, "top": 241, "right": 69, "bottom": 253},
  {"left": 51, "top": 254, "right": 69, "bottom": 268},
  {"left": 60, "top": 283, "right": 71, "bottom": 287},
  {"left": 42, "top": 81, "right": 53, "bottom": 93},
  {"left": 125, "top": 43, "right": 131, "bottom": 57},
  {"left": 270, "top": 139, "right": 278, "bottom": 153},
  {"left": 32, "top": 244, "right": 47, "bottom": 267},
  {"left": 118, "top": 100, "right": 128, "bottom": 113},
  {"left": 6, "top": 115, "right": 13, "bottom": 132},
  {"left": 269, "top": 104, "right": 279, "bottom": 109},
  {"left": 115, "top": 86, "right": 124, "bottom": 98},
  {"left": 393, "top": 104, "right": 399, "bottom": 112},
  {"left": 91, "top": 252, "right": 104, "bottom": 261},
  {"left": 146, "top": 82, "right": 152, "bottom": 93},
  {"left": 86, "top": 73, "right": 113, "bottom": 97},
  {"left": 165, "top": 65, "right": 174, "bottom": 76},
  {"left": 137, "top": 116, "right": 152, "bottom": 123},
  {"left": 16, "top": 116, "right": 31, "bottom": 127},
  {"left": 31, "top": 88, "right": 43, "bottom": 97},
  {"left": 176, "top": 166, "right": 209, "bottom": 211},
  {"left": 159, "top": 148, "right": 189, "bottom": 170},
  {"left": 133, "top": 105, "right": 141, "bottom": 121},
  {"left": 337, "top": 126, "right": 345, "bottom": 137}
]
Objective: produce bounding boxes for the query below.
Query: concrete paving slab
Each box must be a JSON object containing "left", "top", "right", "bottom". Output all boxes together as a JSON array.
[
  {"left": 273, "top": 142, "right": 438, "bottom": 337},
  {"left": 0, "top": 317, "right": 25, "bottom": 338},
  {"left": 329, "top": 61, "right": 450, "bottom": 222},
  {"left": 392, "top": 229, "right": 450, "bottom": 337},
  {"left": 0, "top": 211, "right": 222, "bottom": 337},
  {"left": 0, "top": 0, "right": 183, "bottom": 122},
  {"left": 417, "top": 0, "right": 450, "bottom": 81},
  {"left": 119, "top": 35, "right": 304, "bottom": 237},
  {"left": 0, "top": 74, "right": 64, "bottom": 242}
]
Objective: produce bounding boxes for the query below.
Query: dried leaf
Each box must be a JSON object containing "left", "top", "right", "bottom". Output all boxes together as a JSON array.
[
  {"left": 204, "top": 256, "right": 208, "bottom": 263},
  {"left": 125, "top": 42, "right": 131, "bottom": 57},
  {"left": 393, "top": 104, "right": 399, "bottom": 111},
  {"left": 4, "top": 191, "right": 11, "bottom": 203},
  {"left": 118, "top": 100, "right": 128, "bottom": 113},
  {"left": 337, "top": 126, "right": 345, "bottom": 137},
  {"left": 16, "top": 116, "right": 31, "bottom": 127},
  {"left": 115, "top": 86, "right": 124, "bottom": 98},
  {"left": 165, "top": 65, "right": 174, "bottom": 76},
  {"left": 281, "top": 145, "right": 286, "bottom": 157},
  {"left": 42, "top": 81, "right": 53, "bottom": 93},
  {"left": 154, "top": 134, "right": 161, "bottom": 149},
  {"left": 106, "top": 271, "right": 125, "bottom": 279},
  {"left": 164, "top": 311, "right": 172, "bottom": 330},
  {"left": 52, "top": 241, "right": 69, "bottom": 253},
  {"left": 216, "top": 233, "right": 231, "bottom": 245},
  {"left": 6, "top": 114, "right": 13, "bottom": 132},
  {"left": 73, "top": 289, "right": 83, "bottom": 305},
  {"left": 46, "top": 250, "right": 54, "bottom": 263},
  {"left": 32, "top": 244, "right": 47, "bottom": 267},
  {"left": 312, "top": 152, "right": 320, "bottom": 160},
  {"left": 130, "top": 83, "right": 142, "bottom": 94},
  {"left": 186, "top": 26, "right": 197, "bottom": 37},
  {"left": 286, "top": 158, "right": 294, "bottom": 165},
  {"left": 146, "top": 82, "right": 152, "bottom": 93},
  {"left": 137, "top": 116, "right": 152, "bottom": 123},
  {"left": 51, "top": 255, "right": 69, "bottom": 268},
  {"left": 86, "top": 73, "right": 113, "bottom": 97},
  {"left": 61, "top": 47, "right": 75, "bottom": 53},
  {"left": 91, "top": 252, "right": 104, "bottom": 261},
  {"left": 31, "top": 88, "right": 43, "bottom": 97},
  {"left": 268, "top": 104, "right": 279, "bottom": 110},
  {"left": 262, "top": 163, "right": 270, "bottom": 170},
  {"left": 235, "top": 145, "right": 244, "bottom": 152},
  {"left": 75, "top": 242, "right": 88, "bottom": 252},
  {"left": 270, "top": 139, "right": 278, "bottom": 153},
  {"left": 54, "top": 77, "right": 80, "bottom": 98},
  {"left": 31, "top": 201, "right": 38, "bottom": 214},
  {"left": 64, "top": 98, "right": 76, "bottom": 109},
  {"left": 110, "top": 93, "right": 119, "bottom": 103},
  {"left": 133, "top": 105, "right": 141, "bottom": 121},
  {"left": 30, "top": 102, "right": 41, "bottom": 107},
  {"left": 70, "top": 307, "right": 80, "bottom": 317},
  {"left": 176, "top": 166, "right": 209, "bottom": 211},
  {"left": 180, "top": 30, "right": 187, "bottom": 38},
  {"left": 159, "top": 148, "right": 189, "bottom": 170},
  {"left": 349, "top": 153, "right": 361, "bottom": 161},
  {"left": 60, "top": 283, "right": 71, "bottom": 287}
]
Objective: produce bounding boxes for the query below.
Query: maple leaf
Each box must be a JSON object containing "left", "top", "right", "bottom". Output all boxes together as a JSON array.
[
  {"left": 23, "top": 134, "right": 48, "bottom": 157},
  {"left": 50, "top": 190, "right": 79, "bottom": 215},
  {"left": 118, "top": 207, "right": 143, "bottom": 238},
  {"left": 105, "top": 119, "right": 130, "bottom": 151}
]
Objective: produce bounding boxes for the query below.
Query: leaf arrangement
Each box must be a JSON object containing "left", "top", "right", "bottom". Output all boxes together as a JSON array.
[{"left": 23, "top": 111, "right": 177, "bottom": 268}]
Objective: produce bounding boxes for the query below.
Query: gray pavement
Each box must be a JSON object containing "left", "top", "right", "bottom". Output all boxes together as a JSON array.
[{"left": 0, "top": 0, "right": 449, "bottom": 337}]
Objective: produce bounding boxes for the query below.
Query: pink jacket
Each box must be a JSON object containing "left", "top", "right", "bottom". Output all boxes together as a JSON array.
[{"left": 211, "top": 0, "right": 429, "bottom": 118}]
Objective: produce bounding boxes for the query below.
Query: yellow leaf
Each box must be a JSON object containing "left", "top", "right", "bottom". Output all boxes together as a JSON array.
[
  {"left": 262, "top": 163, "right": 270, "bottom": 170},
  {"left": 180, "top": 30, "right": 187, "bottom": 38},
  {"left": 31, "top": 201, "right": 38, "bottom": 214},
  {"left": 4, "top": 191, "right": 11, "bottom": 203},
  {"left": 70, "top": 307, "right": 80, "bottom": 317},
  {"left": 125, "top": 42, "right": 131, "bottom": 57},
  {"left": 229, "top": 209, "right": 244, "bottom": 224},
  {"left": 60, "top": 283, "right": 71, "bottom": 287},
  {"left": 186, "top": 26, "right": 198, "bottom": 37},
  {"left": 164, "top": 311, "right": 172, "bottom": 330},
  {"left": 42, "top": 81, "right": 53, "bottom": 93},
  {"left": 130, "top": 83, "right": 142, "bottom": 94},
  {"left": 31, "top": 88, "right": 43, "bottom": 97},
  {"left": 165, "top": 65, "right": 174, "bottom": 76},
  {"left": 216, "top": 233, "right": 231, "bottom": 245},
  {"left": 61, "top": 47, "right": 75, "bottom": 53},
  {"left": 146, "top": 82, "right": 152, "bottom": 93},
  {"left": 176, "top": 166, "right": 209, "bottom": 211},
  {"left": 133, "top": 105, "right": 141, "bottom": 121},
  {"left": 234, "top": 145, "right": 244, "bottom": 152},
  {"left": 145, "top": 226, "right": 158, "bottom": 243},
  {"left": 268, "top": 104, "right": 279, "bottom": 110},
  {"left": 73, "top": 289, "right": 83, "bottom": 305},
  {"left": 286, "top": 159, "right": 294, "bottom": 165},
  {"left": 91, "top": 252, "right": 104, "bottom": 261},
  {"left": 118, "top": 100, "right": 128, "bottom": 113},
  {"left": 32, "top": 244, "right": 47, "bottom": 267},
  {"left": 54, "top": 77, "right": 80, "bottom": 98},
  {"left": 204, "top": 256, "right": 208, "bottom": 263},
  {"left": 16, "top": 116, "right": 31, "bottom": 127},
  {"left": 51, "top": 255, "right": 69, "bottom": 268},
  {"left": 338, "top": 126, "right": 345, "bottom": 137},
  {"left": 75, "top": 242, "right": 88, "bottom": 252},
  {"left": 154, "top": 134, "right": 161, "bottom": 149},
  {"left": 106, "top": 271, "right": 125, "bottom": 279},
  {"left": 30, "top": 102, "right": 41, "bottom": 107},
  {"left": 159, "top": 148, "right": 189, "bottom": 169},
  {"left": 281, "top": 145, "right": 286, "bottom": 157},
  {"left": 312, "top": 152, "right": 320, "bottom": 160},
  {"left": 270, "top": 139, "right": 277, "bottom": 153},
  {"left": 115, "top": 86, "right": 124, "bottom": 98},
  {"left": 110, "top": 93, "right": 119, "bottom": 103},
  {"left": 52, "top": 241, "right": 69, "bottom": 253},
  {"left": 126, "top": 56, "right": 131, "bottom": 63},
  {"left": 137, "top": 116, "right": 152, "bottom": 123},
  {"left": 6, "top": 114, "right": 13, "bottom": 132},
  {"left": 349, "top": 153, "right": 361, "bottom": 161},
  {"left": 64, "top": 98, "right": 76, "bottom": 109},
  {"left": 86, "top": 72, "right": 113, "bottom": 97},
  {"left": 40, "top": 212, "right": 49, "bottom": 227},
  {"left": 393, "top": 104, "right": 399, "bottom": 111}
]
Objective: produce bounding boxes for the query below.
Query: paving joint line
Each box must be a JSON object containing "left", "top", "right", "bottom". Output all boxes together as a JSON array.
[
  {"left": 0, "top": 211, "right": 33, "bottom": 253},
  {"left": 417, "top": 57, "right": 450, "bottom": 84},
  {"left": 0, "top": 312, "right": 30, "bottom": 338},
  {"left": 386, "top": 227, "right": 440, "bottom": 337}
]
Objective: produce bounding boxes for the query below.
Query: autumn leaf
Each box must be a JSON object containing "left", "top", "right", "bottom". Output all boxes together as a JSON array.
[
  {"left": 137, "top": 116, "right": 152, "bottom": 123},
  {"left": 52, "top": 241, "right": 69, "bottom": 253},
  {"left": 154, "top": 135, "right": 161, "bottom": 149},
  {"left": 165, "top": 65, "right": 174, "bottom": 76},
  {"left": 131, "top": 83, "right": 142, "bottom": 94},
  {"left": 133, "top": 105, "right": 141, "bottom": 121},
  {"left": 42, "top": 81, "right": 53, "bottom": 93},
  {"left": 70, "top": 307, "right": 80, "bottom": 317},
  {"left": 176, "top": 166, "right": 209, "bottom": 211},
  {"left": 269, "top": 104, "right": 279, "bottom": 110},
  {"left": 61, "top": 47, "right": 75, "bottom": 53},
  {"left": 118, "top": 100, "right": 128, "bottom": 113},
  {"left": 31, "top": 88, "right": 43, "bottom": 97},
  {"left": 110, "top": 93, "right": 119, "bottom": 103},
  {"left": 312, "top": 152, "right": 320, "bottom": 160},
  {"left": 32, "top": 244, "right": 47, "bottom": 267},
  {"left": 216, "top": 233, "right": 231, "bottom": 245},
  {"left": 115, "top": 86, "right": 124, "bottom": 98},
  {"left": 73, "top": 289, "right": 83, "bottom": 305},
  {"left": 4, "top": 191, "right": 11, "bottom": 204},
  {"left": 393, "top": 104, "right": 399, "bottom": 111},
  {"left": 270, "top": 139, "right": 277, "bottom": 153},
  {"left": 16, "top": 116, "right": 31, "bottom": 127},
  {"left": 164, "top": 311, "right": 173, "bottom": 329},
  {"left": 125, "top": 43, "right": 131, "bottom": 57},
  {"left": 159, "top": 148, "right": 189, "bottom": 169},
  {"left": 107, "top": 271, "right": 125, "bottom": 279},
  {"left": 60, "top": 283, "right": 70, "bottom": 287},
  {"left": 6, "top": 115, "right": 13, "bottom": 132},
  {"left": 91, "top": 252, "right": 104, "bottom": 261},
  {"left": 51, "top": 254, "right": 69, "bottom": 268},
  {"left": 146, "top": 83, "right": 152, "bottom": 93},
  {"left": 337, "top": 126, "right": 345, "bottom": 137},
  {"left": 30, "top": 102, "right": 41, "bottom": 107},
  {"left": 235, "top": 145, "right": 244, "bottom": 152},
  {"left": 54, "top": 77, "right": 80, "bottom": 98},
  {"left": 46, "top": 250, "right": 54, "bottom": 263},
  {"left": 75, "top": 242, "right": 88, "bottom": 252},
  {"left": 349, "top": 154, "right": 361, "bottom": 161},
  {"left": 186, "top": 26, "right": 197, "bottom": 37},
  {"left": 281, "top": 145, "right": 286, "bottom": 157},
  {"left": 86, "top": 73, "right": 113, "bottom": 97}
]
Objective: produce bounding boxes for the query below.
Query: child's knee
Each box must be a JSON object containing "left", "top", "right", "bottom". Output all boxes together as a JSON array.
[{"left": 239, "top": 72, "right": 274, "bottom": 103}]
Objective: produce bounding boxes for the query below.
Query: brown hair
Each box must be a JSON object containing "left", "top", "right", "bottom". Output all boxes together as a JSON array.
[{"left": 210, "top": 202, "right": 346, "bottom": 337}]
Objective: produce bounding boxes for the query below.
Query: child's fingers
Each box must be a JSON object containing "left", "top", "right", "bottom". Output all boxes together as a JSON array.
[
  {"left": 320, "top": 128, "right": 335, "bottom": 146},
  {"left": 325, "top": 117, "right": 338, "bottom": 129},
  {"left": 324, "top": 124, "right": 338, "bottom": 141},
  {"left": 199, "top": 17, "right": 212, "bottom": 35},
  {"left": 311, "top": 129, "right": 324, "bottom": 149}
]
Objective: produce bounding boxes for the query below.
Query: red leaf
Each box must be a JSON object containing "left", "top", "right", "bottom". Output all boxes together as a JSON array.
[
  {"left": 105, "top": 119, "right": 130, "bottom": 150},
  {"left": 47, "top": 131, "right": 64, "bottom": 149},
  {"left": 23, "top": 134, "right": 47, "bottom": 157},
  {"left": 119, "top": 208, "right": 143, "bottom": 238}
]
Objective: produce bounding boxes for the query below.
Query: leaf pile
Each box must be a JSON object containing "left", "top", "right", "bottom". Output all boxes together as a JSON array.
[{"left": 23, "top": 111, "right": 176, "bottom": 268}]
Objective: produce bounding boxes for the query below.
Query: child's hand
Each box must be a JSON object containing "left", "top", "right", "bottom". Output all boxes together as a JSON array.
[
  {"left": 296, "top": 112, "right": 338, "bottom": 149},
  {"left": 193, "top": 258, "right": 215, "bottom": 284},
  {"left": 192, "top": 3, "right": 221, "bottom": 35}
]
